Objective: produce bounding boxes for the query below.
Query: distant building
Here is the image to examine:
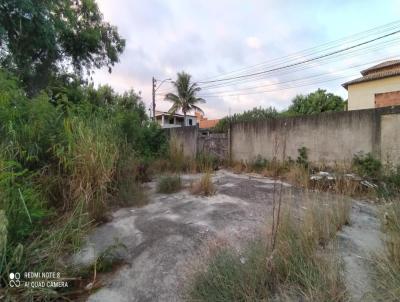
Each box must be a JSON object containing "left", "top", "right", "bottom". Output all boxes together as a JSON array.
[
  {"left": 342, "top": 60, "right": 400, "bottom": 110},
  {"left": 155, "top": 111, "right": 197, "bottom": 128},
  {"left": 195, "top": 112, "right": 220, "bottom": 129}
]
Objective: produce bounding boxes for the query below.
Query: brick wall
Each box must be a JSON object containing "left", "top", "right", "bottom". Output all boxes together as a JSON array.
[{"left": 375, "top": 90, "right": 400, "bottom": 108}]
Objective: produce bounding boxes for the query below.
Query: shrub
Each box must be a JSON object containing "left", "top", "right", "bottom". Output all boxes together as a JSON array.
[
  {"left": 352, "top": 152, "right": 381, "bottom": 179},
  {"left": 379, "top": 166, "right": 400, "bottom": 198},
  {"left": 191, "top": 173, "right": 216, "bottom": 196},
  {"left": 296, "top": 146, "right": 309, "bottom": 168},
  {"left": 250, "top": 155, "right": 268, "bottom": 173},
  {"left": 157, "top": 175, "right": 182, "bottom": 194}
]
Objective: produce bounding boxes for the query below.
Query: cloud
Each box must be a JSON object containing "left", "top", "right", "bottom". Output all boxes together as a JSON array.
[
  {"left": 93, "top": 0, "right": 400, "bottom": 118},
  {"left": 246, "top": 36, "right": 262, "bottom": 50}
]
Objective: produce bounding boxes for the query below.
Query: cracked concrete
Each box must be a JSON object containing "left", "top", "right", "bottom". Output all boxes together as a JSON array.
[
  {"left": 337, "top": 201, "right": 382, "bottom": 301},
  {"left": 72, "top": 170, "right": 292, "bottom": 301},
  {"left": 73, "top": 170, "right": 383, "bottom": 302}
]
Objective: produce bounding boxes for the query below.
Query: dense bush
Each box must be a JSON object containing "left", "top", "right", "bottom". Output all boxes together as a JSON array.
[
  {"left": 352, "top": 152, "right": 382, "bottom": 179},
  {"left": 0, "top": 69, "right": 167, "bottom": 298},
  {"left": 286, "top": 89, "right": 346, "bottom": 116}
]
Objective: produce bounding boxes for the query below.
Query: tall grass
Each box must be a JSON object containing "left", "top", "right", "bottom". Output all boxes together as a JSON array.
[
  {"left": 151, "top": 137, "right": 220, "bottom": 174},
  {"left": 191, "top": 173, "right": 216, "bottom": 196},
  {"left": 371, "top": 201, "right": 400, "bottom": 301},
  {"left": 157, "top": 175, "right": 182, "bottom": 194},
  {"left": 61, "top": 116, "right": 119, "bottom": 220},
  {"left": 187, "top": 195, "right": 350, "bottom": 302},
  {"left": 0, "top": 71, "right": 166, "bottom": 299}
]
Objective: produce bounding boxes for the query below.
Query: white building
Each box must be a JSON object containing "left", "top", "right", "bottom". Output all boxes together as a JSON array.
[{"left": 155, "top": 111, "right": 197, "bottom": 128}]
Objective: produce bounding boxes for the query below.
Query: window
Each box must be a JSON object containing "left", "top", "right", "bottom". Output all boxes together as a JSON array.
[
  {"left": 188, "top": 119, "right": 193, "bottom": 126},
  {"left": 169, "top": 118, "right": 174, "bottom": 124}
]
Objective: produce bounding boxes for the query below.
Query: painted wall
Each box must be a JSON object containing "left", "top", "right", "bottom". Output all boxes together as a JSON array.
[{"left": 348, "top": 76, "right": 400, "bottom": 110}]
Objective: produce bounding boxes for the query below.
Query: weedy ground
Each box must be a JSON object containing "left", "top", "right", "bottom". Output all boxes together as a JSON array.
[{"left": 187, "top": 195, "right": 350, "bottom": 302}]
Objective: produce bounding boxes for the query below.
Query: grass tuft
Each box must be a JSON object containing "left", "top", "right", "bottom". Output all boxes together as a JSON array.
[
  {"left": 157, "top": 175, "right": 182, "bottom": 194},
  {"left": 187, "top": 195, "right": 350, "bottom": 302},
  {"left": 371, "top": 200, "right": 400, "bottom": 301},
  {"left": 191, "top": 173, "right": 216, "bottom": 196}
]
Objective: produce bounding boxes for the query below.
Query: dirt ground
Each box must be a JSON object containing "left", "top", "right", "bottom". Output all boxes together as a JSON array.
[{"left": 72, "top": 170, "right": 382, "bottom": 302}]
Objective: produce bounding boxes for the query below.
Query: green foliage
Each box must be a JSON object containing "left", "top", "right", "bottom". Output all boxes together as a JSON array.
[
  {"left": 352, "top": 152, "right": 382, "bottom": 179},
  {"left": 0, "top": 69, "right": 167, "bottom": 297},
  {"left": 157, "top": 175, "right": 182, "bottom": 194},
  {"left": 251, "top": 155, "right": 268, "bottom": 173},
  {"left": 0, "top": 159, "right": 50, "bottom": 242},
  {"left": 296, "top": 146, "right": 309, "bottom": 168},
  {"left": 165, "top": 71, "right": 205, "bottom": 119},
  {"left": 286, "top": 89, "right": 346, "bottom": 116},
  {"left": 377, "top": 166, "right": 400, "bottom": 198},
  {"left": 214, "top": 107, "right": 278, "bottom": 132},
  {"left": 0, "top": 0, "right": 125, "bottom": 95}
]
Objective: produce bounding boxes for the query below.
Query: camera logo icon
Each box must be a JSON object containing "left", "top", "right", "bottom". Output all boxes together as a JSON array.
[{"left": 9, "top": 272, "right": 21, "bottom": 287}]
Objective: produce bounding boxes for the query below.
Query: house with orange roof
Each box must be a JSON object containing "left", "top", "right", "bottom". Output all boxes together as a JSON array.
[{"left": 195, "top": 112, "right": 220, "bottom": 129}]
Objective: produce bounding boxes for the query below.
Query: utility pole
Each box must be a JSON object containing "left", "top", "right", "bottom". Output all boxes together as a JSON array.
[{"left": 152, "top": 77, "right": 156, "bottom": 121}]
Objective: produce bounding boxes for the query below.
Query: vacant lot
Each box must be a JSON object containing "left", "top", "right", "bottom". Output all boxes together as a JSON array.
[{"left": 73, "top": 170, "right": 381, "bottom": 302}]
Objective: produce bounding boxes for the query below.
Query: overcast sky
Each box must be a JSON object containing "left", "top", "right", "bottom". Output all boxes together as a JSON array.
[{"left": 93, "top": 0, "right": 400, "bottom": 118}]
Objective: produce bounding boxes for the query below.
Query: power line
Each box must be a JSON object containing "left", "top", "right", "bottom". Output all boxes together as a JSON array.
[
  {"left": 156, "top": 51, "right": 400, "bottom": 99},
  {"left": 190, "top": 56, "right": 399, "bottom": 96},
  {"left": 197, "top": 74, "right": 357, "bottom": 98},
  {"left": 196, "top": 37, "right": 400, "bottom": 91},
  {"left": 196, "top": 28, "right": 400, "bottom": 84},
  {"left": 196, "top": 20, "right": 400, "bottom": 82}
]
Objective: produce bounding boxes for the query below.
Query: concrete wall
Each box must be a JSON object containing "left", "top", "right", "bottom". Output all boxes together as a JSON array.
[
  {"left": 348, "top": 76, "right": 400, "bottom": 110},
  {"left": 166, "top": 107, "right": 400, "bottom": 166},
  {"left": 381, "top": 113, "right": 400, "bottom": 165},
  {"left": 166, "top": 126, "right": 198, "bottom": 158},
  {"left": 231, "top": 107, "right": 400, "bottom": 166}
]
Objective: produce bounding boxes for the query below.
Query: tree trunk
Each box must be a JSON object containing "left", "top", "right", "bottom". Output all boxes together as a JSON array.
[{"left": 183, "top": 111, "right": 187, "bottom": 127}]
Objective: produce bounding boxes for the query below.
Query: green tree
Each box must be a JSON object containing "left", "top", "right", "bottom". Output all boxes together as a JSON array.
[
  {"left": 0, "top": 0, "right": 125, "bottom": 95},
  {"left": 286, "top": 89, "right": 345, "bottom": 116},
  {"left": 165, "top": 71, "right": 205, "bottom": 125}
]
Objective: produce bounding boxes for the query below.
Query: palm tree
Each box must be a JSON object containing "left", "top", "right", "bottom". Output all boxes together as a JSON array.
[{"left": 164, "top": 71, "right": 205, "bottom": 126}]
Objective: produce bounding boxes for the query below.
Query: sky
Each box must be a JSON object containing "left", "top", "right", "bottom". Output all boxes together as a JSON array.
[{"left": 93, "top": 0, "right": 400, "bottom": 118}]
